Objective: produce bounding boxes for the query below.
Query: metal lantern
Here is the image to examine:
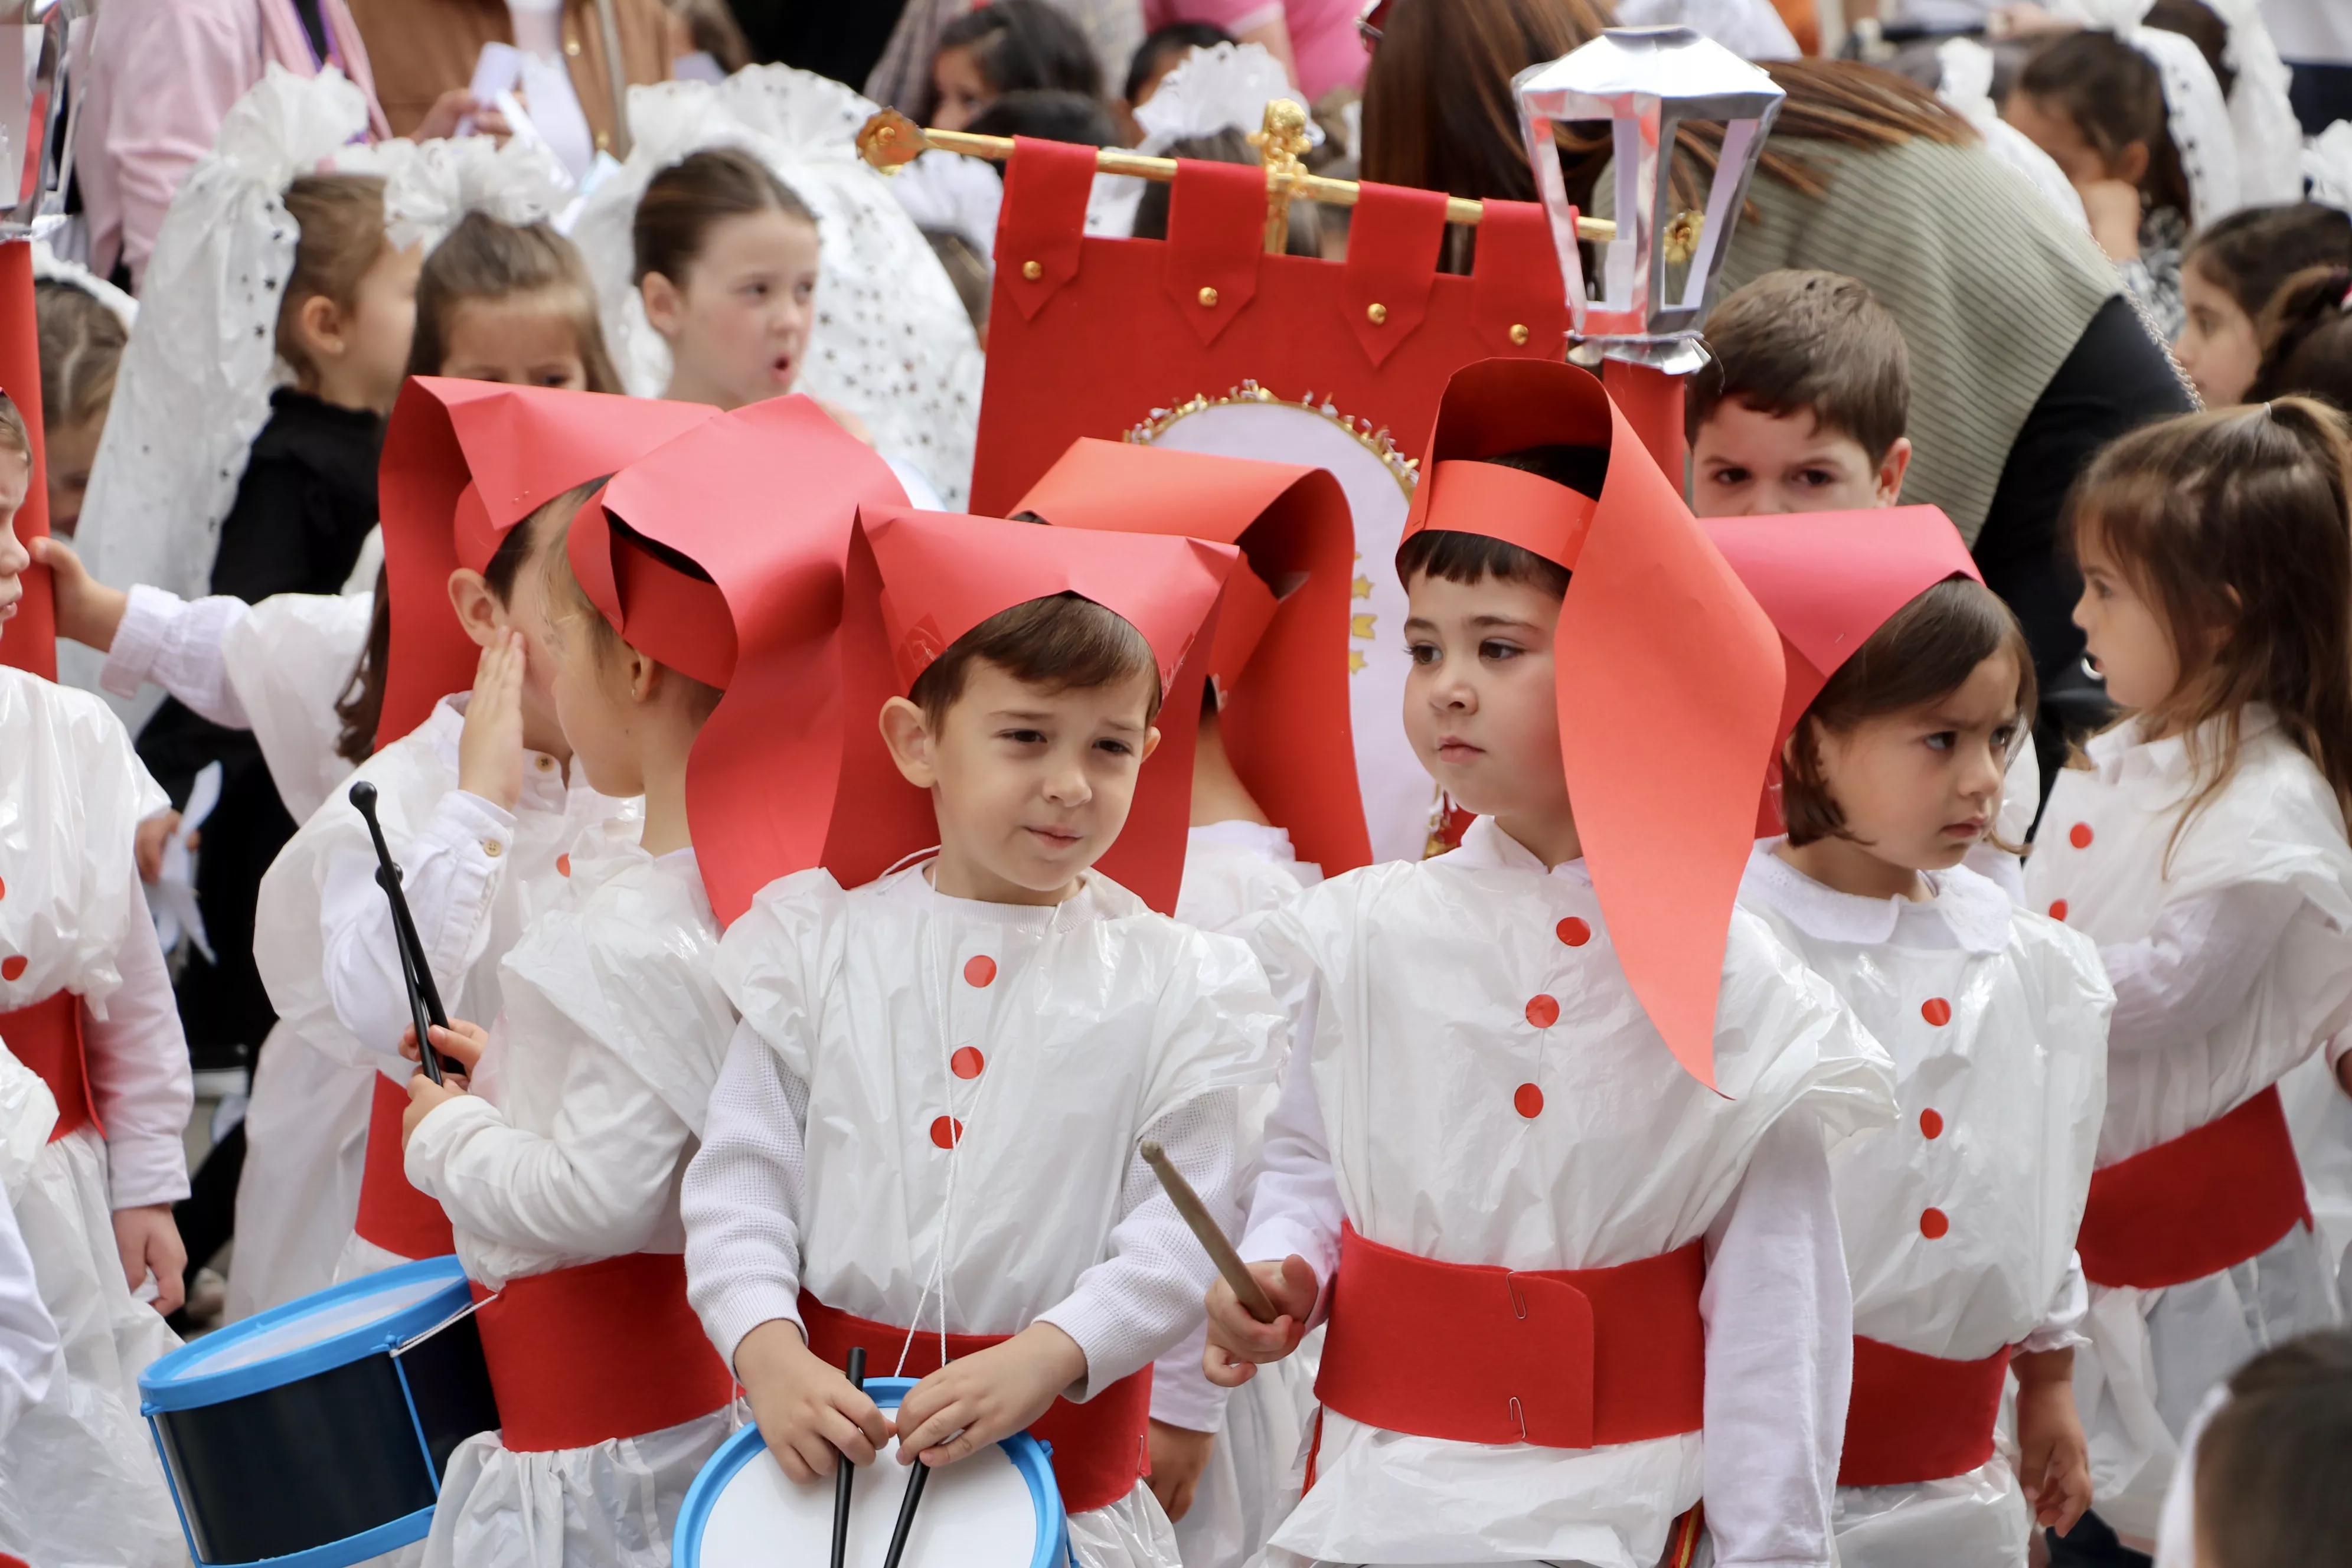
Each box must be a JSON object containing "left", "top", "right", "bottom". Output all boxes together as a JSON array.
[
  {"left": 0, "top": 0, "right": 86, "bottom": 236},
  {"left": 1515, "top": 25, "right": 1784, "bottom": 374}
]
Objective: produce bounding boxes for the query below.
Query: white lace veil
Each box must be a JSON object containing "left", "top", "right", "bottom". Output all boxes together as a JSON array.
[
  {"left": 2050, "top": 0, "right": 2252, "bottom": 226},
  {"left": 30, "top": 241, "right": 137, "bottom": 328},
  {"left": 330, "top": 133, "right": 576, "bottom": 252},
  {"left": 566, "top": 65, "right": 983, "bottom": 507}
]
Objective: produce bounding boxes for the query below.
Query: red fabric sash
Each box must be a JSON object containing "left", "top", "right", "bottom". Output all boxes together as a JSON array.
[
  {"left": 470, "top": 1252, "right": 734, "bottom": 1452},
  {"left": 798, "top": 1292, "right": 1153, "bottom": 1513},
  {"left": 352, "top": 1074, "right": 454, "bottom": 1260},
  {"left": 2079, "top": 1085, "right": 2312, "bottom": 1290},
  {"left": 1838, "top": 1337, "right": 2013, "bottom": 1487},
  {"left": 0, "top": 990, "right": 96, "bottom": 1142},
  {"left": 1315, "top": 1223, "right": 1707, "bottom": 1449}
]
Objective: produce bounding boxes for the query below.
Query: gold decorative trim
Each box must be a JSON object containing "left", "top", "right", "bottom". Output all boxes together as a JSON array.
[{"left": 1123, "top": 380, "right": 1420, "bottom": 500}]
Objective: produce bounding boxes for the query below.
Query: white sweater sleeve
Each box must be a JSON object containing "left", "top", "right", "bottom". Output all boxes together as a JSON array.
[
  {"left": 681, "top": 1018, "right": 814, "bottom": 1371},
  {"left": 97, "top": 584, "right": 252, "bottom": 731},
  {"left": 0, "top": 1193, "right": 56, "bottom": 1442},
  {"left": 80, "top": 875, "right": 194, "bottom": 1209},
  {"left": 2022, "top": 1250, "right": 2091, "bottom": 1354},
  {"left": 1700, "top": 1112, "right": 1849, "bottom": 1568},
  {"left": 1236, "top": 981, "right": 1343, "bottom": 1302},
  {"left": 2100, "top": 881, "right": 2304, "bottom": 1059}
]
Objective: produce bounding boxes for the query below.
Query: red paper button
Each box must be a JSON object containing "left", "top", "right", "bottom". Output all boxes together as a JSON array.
[
  {"left": 0, "top": 956, "right": 24, "bottom": 983},
  {"left": 1921, "top": 998, "right": 1952, "bottom": 1027},
  {"left": 556, "top": 854, "right": 571, "bottom": 877},
  {"left": 950, "top": 1047, "right": 985, "bottom": 1080},
  {"left": 1919, "top": 1207, "right": 1949, "bottom": 1239},
  {"left": 2069, "top": 822, "right": 2093, "bottom": 850},
  {"left": 929, "top": 1116, "right": 963, "bottom": 1149},
  {"left": 2047, "top": 900, "right": 2068, "bottom": 922},
  {"left": 963, "top": 955, "right": 997, "bottom": 988},
  {"left": 1524, "top": 994, "right": 1559, "bottom": 1028},
  {"left": 1555, "top": 917, "right": 1591, "bottom": 948},
  {"left": 1513, "top": 1083, "right": 1544, "bottom": 1119},
  {"left": 0, "top": 875, "right": 8, "bottom": 899},
  {"left": 1919, "top": 1109, "right": 1944, "bottom": 1139}
]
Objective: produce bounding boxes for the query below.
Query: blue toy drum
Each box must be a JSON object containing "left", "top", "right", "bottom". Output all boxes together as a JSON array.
[
  {"left": 139, "top": 1256, "right": 500, "bottom": 1567},
  {"left": 676, "top": 1376, "right": 1068, "bottom": 1567}
]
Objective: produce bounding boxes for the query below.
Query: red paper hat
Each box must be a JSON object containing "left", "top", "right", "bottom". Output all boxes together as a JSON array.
[
  {"left": 1011, "top": 438, "right": 1370, "bottom": 876},
  {"left": 586, "top": 394, "right": 909, "bottom": 925},
  {"left": 1700, "top": 506, "right": 1981, "bottom": 835},
  {"left": 823, "top": 506, "right": 1239, "bottom": 913},
  {"left": 1403, "top": 358, "right": 1783, "bottom": 1090},
  {"left": 377, "top": 378, "right": 718, "bottom": 743}
]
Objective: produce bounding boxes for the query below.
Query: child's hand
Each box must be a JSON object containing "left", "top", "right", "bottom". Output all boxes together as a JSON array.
[
  {"left": 1146, "top": 1419, "right": 1214, "bottom": 1523},
  {"left": 111, "top": 1203, "right": 187, "bottom": 1317},
  {"left": 457, "top": 633, "right": 527, "bottom": 811},
  {"left": 402, "top": 1070, "right": 469, "bottom": 1144},
  {"left": 893, "top": 1322, "right": 1087, "bottom": 1468},
  {"left": 2014, "top": 1349, "right": 2092, "bottom": 1536},
  {"left": 29, "top": 535, "right": 129, "bottom": 652},
  {"left": 135, "top": 811, "right": 180, "bottom": 883},
  {"left": 401, "top": 1019, "right": 489, "bottom": 1076},
  {"left": 735, "top": 1319, "right": 893, "bottom": 1483},
  {"left": 1203, "top": 1256, "right": 1317, "bottom": 1387}
]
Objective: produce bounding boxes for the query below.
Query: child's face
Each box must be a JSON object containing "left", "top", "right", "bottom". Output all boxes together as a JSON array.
[
  {"left": 1691, "top": 401, "right": 1911, "bottom": 516},
  {"left": 1799, "top": 651, "right": 2021, "bottom": 876},
  {"left": 931, "top": 45, "right": 992, "bottom": 133},
  {"left": 647, "top": 210, "right": 821, "bottom": 411},
  {"left": 448, "top": 510, "right": 570, "bottom": 759},
  {"left": 43, "top": 411, "right": 101, "bottom": 538},
  {"left": 440, "top": 292, "right": 594, "bottom": 390},
  {"left": 1402, "top": 569, "right": 1572, "bottom": 828},
  {"left": 0, "top": 450, "right": 28, "bottom": 638},
  {"left": 2003, "top": 91, "right": 2145, "bottom": 188},
  {"left": 2073, "top": 529, "right": 2182, "bottom": 711},
  {"left": 2176, "top": 263, "right": 2262, "bottom": 406},
  {"left": 340, "top": 240, "right": 425, "bottom": 413},
  {"left": 884, "top": 659, "right": 1162, "bottom": 904},
  {"left": 545, "top": 616, "right": 649, "bottom": 801}
]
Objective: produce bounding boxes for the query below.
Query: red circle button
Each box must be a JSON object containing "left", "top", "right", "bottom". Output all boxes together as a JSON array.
[
  {"left": 1513, "top": 1083, "right": 1544, "bottom": 1119},
  {"left": 929, "top": 1116, "right": 963, "bottom": 1149},
  {"left": 2047, "top": 900, "right": 2068, "bottom": 922},
  {"left": 0, "top": 874, "right": 8, "bottom": 899},
  {"left": 1919, "top": 1207, "right": 1949, "bottom": 1239},
  {"left": 1921, "top": 998, "right": 1952, "bottom": 1027},
  {"left": 556, "top": 854, "right": 571, "bottom": 877},
  {"left": 1524, "top": 994, "right": 1560, "bottom": 1028},
  {"left": 2069, "top": 822, "right": 2093, "bottom": 850},
  {"left": 1919, "top": 1108, "right": 1944, "bottom": 1139},
  {"left": 963, "top": 955, "right": 997, "bottom": 988},
  {"left": 950, "top": 1047, "right": 985, "bottom": 1080},
  {"left": 1556, "top": 917, "right": 1591, "bottom": 948},
  {"left": 0, "top": 956, "right": 25, "bottom": 983}
]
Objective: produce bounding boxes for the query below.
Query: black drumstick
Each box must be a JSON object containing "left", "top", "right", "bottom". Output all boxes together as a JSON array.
[
  {"left": 349, "top": 782, "right": 449, "bottom": 1084},
  {"left": 830, "top": 1347, "right": 866, "bottom": 1568},
  {"left": 880, "top": 1451, "right": 932, "bottom": 1568}
]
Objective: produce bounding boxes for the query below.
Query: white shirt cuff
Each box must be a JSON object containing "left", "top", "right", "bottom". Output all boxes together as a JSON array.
[{"left": 98, "top": 584, "right": 179, "bottom": 699}]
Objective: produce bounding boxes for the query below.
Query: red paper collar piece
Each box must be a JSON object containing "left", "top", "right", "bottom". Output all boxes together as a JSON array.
[
  {"left": 377, "top": 378, "right": 718, "bottom": 744},
  {"left": 1011, "top": 437, "right": 1371, "bottom": 877},
  {"left": 1405, "top": 358, "right": 1785, "bottom": 1090},
  {"left": 564, "top": 491, "right": 737, "bottom": 690}
]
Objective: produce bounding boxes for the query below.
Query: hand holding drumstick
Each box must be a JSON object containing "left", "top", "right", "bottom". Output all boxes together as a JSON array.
[{"left": 1135, "top": 1140, "right": 1319, "bottom": 1389}]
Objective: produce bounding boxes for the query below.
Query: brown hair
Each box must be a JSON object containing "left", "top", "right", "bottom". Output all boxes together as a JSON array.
[
  {"left": 2248, "top": 265, "right": 2352, "bottom": 411},
  {"left": 667, "top": 0, "right": 752, "bottom": 72},
  {"left": 406, "top": 211, "right": 623, "bottom": 393},
  {"left": 1780, "top": 578, "right": 2036, "bottom": 848},
  {"left": 2145, "top": 0, "right": 2234, "bottom": 97},
  {"left": 633, "top": 148, "right": 815, "bottom": 289},
  {"left": 2184, "top": 203, "right": 2352, "bottom": 323},
  {"left": 927, "top": 0, "right": 1102, "bottom": 119},
  {"left": 0, "top": 388, "right": 30, "bottom": 464},
  {"left": 2069, "top": 400, "right": 2352, "bottom": 848},
  {"left": 907, "top": 593, "right": 1162, "bottom": 727},
  {"left": 2192, "top": 1331, "right": 2352, "bottom": 1568},
  {"left": 1688, "top": 270, "right": 1910, "bottom": 461},
  {"left": 2015, "top": 31, "right": 2190, "bottom": 218},
  {"left": 35, "top": 280, "right": 128, "bottom": 431},
  {"left": 277, "top": 172, "right": 391, "bottom": 386}
]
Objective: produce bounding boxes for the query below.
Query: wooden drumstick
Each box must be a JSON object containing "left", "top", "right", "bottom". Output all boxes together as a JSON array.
[
  {"left": 1138, "top": 1139, "right": 1280, "bottom": 1325},
  {"left": 830, "top": 1346, "right": 865, "bottom": 1568}
]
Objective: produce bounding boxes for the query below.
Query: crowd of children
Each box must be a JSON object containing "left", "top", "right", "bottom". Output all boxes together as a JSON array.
[{"left": 1, "top": 4, "right": 2351, "bottom": 1567}]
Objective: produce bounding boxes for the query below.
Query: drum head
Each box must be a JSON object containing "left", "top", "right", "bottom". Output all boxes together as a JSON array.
[{"left": 677, "top": 1377, "right": 1066, "bottom": 1568}]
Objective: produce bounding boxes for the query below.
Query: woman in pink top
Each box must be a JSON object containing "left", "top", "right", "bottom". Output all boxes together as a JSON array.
[{"left": 1144, "top": 0, "right": 1369, "bottom": 101}]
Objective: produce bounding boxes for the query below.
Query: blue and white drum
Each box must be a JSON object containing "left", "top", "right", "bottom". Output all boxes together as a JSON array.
[
  {"left": 676, "top": 1376, "right": 1068, "bottom": 1567},
  {"left": 139, "top": 1255, "right": 501, "bottom": 1568}
]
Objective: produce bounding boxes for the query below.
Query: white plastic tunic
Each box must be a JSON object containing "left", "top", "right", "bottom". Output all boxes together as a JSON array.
[
  {"left": 2022, "top": 708, "right": 2352, "bottom": 1527},
  {"left": 1742, "top": 848, "right": 2112, "bottom": 1567}
]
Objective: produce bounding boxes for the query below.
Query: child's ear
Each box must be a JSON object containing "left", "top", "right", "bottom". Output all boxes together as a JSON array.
[
  {"left": 878, "top": 695, "right": 939, "bottom": 789},
  {"left": 2113, "top": 141, "right": 2152, "bottom": 189},
  {"left": 296, "top": 292, "right": 345, "bottom": 364},
  {"left": 1876, "top": 437, "right": 1913, "bottom": 507},
  {"left": 640, "top": 271, "right": 685, "bottom": 341},
  {"left": 1139, "top": 725, "right": 1162, "bottom": 765},
  {"left": 447, "top": 567, "right": 509, "bottom": 649}
]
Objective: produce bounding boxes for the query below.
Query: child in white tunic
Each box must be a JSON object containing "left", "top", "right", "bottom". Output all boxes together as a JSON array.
[
  {"left": 1707, "top": 507, "right": 2113, "bottom": 1566},
  {"left": 684, "top": 507, "right": 1285, "bottom": 1568},
  {"left": 2022, "top": 400, "right": 2352, "bottom": 1544},
  {"left": 1204, "top": 358, "right": 1896, "bottom": 1568}
]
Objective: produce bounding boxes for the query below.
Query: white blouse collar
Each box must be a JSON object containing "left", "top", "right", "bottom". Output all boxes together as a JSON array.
[
  {"left": 877, "top": 859, "right": 1128, "bottom": 930},
  {"left": 1743, "top": 841, "right": 2011, "bottom": 954},
  {"left": 2083, "top": 704, "right": 2278, "bottom": 787},
  {"left": 1450, "top": 816, "right": 1597, "bottom": 887},
  {"left": 1188, "top": 819, "right": 1298, "bottom": 860}
]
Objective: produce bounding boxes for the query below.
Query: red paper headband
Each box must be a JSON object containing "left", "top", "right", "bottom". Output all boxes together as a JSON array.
[
  {"left": 1011, "top": 437, "right": 1371, "bottom": 877},
  {"left": 564, "top": 489, "right": 739, "bottom": 689},
  {"left": 1407, "top": 358, "right": 1784, "bottom": 1090}
]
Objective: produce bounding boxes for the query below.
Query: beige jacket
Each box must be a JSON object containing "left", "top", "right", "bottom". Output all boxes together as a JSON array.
[{"left": 348, "top": 0, "right": 669, "bottom": 148}]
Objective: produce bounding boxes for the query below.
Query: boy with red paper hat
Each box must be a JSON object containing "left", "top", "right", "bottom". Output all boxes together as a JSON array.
[
  {"left": 253, "top": 379, "right": 717, "bottom": 1299},
  {"left": 1709, "top": 506, "right": 2111, "bottom": 1565},
  {"left": 1203, "top": 359, "right": 1897, "bottom": 1568},
  {"left": 1012, "top": 439, "right": 1368, "bottom": 1566},
  {"left": 681, "top": 507, "right": 1288, "bottom": 1567}
]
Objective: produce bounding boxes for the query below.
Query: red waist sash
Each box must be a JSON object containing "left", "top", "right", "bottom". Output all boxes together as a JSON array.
[
  {"left": 353, "top": 1074, "right": 455, "bottom": 1260},
  {"left": 2079, "top": 1085, "right": 2312, "bottom": 1290},
  {"left": 0, "top": 990, "right": 96, "bottom": 1142},
  {"left": 798, "top": 1292, "right": 1153, "bottom": 1513},
  {"left": 1315, "top": 1223, "right": 1707, "bottom": 1449},
  {"left": 471, "top": 1252, "right": 734, "bottom": 1452},
  {"left": 1838, "top": 1337, "right": 2013, "bottom": 1487}
]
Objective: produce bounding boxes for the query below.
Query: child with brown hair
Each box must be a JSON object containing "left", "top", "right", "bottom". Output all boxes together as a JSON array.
[
  {"left": 2246, "top": 263, "right": 2352, "bottom": 411},
  {"left": 2024, "top": 400, "right": 2352, "bottom": 1551},
  {"left": 2184, "top": 1329, "right": 2352, "bottom": 1566},
  {"left": 2174, "top": 203, "right": 2352, "bottom": 406},
  {"left": 634, "top": 147, "right": 822, "bottom": 412},
  {"left": 33, "top": 275, "right": 131, "bottom": 540}
]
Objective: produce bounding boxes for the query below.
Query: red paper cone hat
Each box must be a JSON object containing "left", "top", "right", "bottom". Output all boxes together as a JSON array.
[
  {"left": 377, "top": 378, "right": 718, "bottom": 743},
  {"left": 1700, "top": 506, "right": 1982, "bottom": 835},
  {"left": 1011, "top": 438, "right": 1370, "bottom": 877},
  {"left": 575, "top": 394, "right": 907, "bottom": 926},
  {"left": 1403, "top": 358, "right": 1783, "bottom": 1090},
  {"left": 824, "top": 506, "right": 1239, "bottom": 913}
]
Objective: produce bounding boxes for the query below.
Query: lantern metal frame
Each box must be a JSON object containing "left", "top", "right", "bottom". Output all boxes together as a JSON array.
[{"left": 0, "top": 0, "right": 87, "bottom": 237}]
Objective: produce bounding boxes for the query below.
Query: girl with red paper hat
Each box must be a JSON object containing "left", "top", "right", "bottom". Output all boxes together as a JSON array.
[
  {"left": 680, "top": 507, "right": 1286, "bottom": 1568},
  {"left": 0, "top": 392, "right": 191, "bottom": 1564},
  {"left": 1708, "top": 506, "right": 2113, "bottom": 1564},
  {"left": 1011, "top": 437, "right": 1367, "bottom": 1567},
  {"left": 1201, "top": 358, "right": 1897, "bottom": 1568}
]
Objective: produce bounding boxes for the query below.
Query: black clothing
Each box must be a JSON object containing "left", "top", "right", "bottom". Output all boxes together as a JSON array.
[
  {"left": 2287, "top": 61, "right": 2352, "bottom": 137},
  {"left": 723, "top": 0, "right": 906, "bottom": 82}
]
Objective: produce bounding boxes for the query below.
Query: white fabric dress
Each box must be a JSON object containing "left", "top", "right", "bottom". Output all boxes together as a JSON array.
[
  {"left": 1237, "top": 816, "right": 1897, "bottom": 1568},
  {"left": 406, "top": 828, "right": 739, "bottom": 1568},
  {"left": 0, "top": 668, "right": 190, "bottom": 1567},
  {"left": 684, "top": 863, "right": 1288, "bottom": 1568},
  {"left": 0, "top": 1056, "right": 61, "bottom": 1442},
  {"left": 1740, "top": 848, "right": 2113, "bottom": 1567},
  {"left": 2021, "top": 708, "right": 2352, "bottom": 1535}
]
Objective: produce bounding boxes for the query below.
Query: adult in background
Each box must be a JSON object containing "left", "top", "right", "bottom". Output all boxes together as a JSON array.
[
  {"left": 1141, "top": 0, "right": 1371, "bottom": 101},
  {"left": 348, "top": 0, "right": 669, "bottom": 158}
]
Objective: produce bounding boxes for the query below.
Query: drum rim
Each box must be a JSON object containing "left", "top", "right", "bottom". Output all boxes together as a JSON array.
[
  {"left": 138, "top": 1255, "right": 473, "bottom": 1412},
  {"left": 674, "top": 1375, "right": 1066, "bottom": 1568}
]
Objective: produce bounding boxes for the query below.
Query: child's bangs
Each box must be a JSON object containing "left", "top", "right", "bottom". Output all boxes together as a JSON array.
[{"left": 910, "top": 593, "right": 1162, "bottom": 725}]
